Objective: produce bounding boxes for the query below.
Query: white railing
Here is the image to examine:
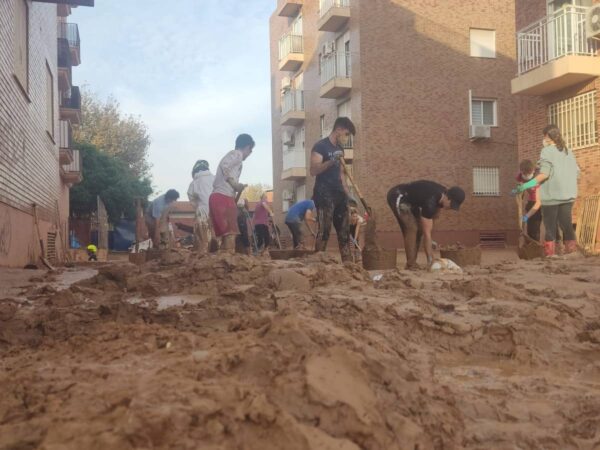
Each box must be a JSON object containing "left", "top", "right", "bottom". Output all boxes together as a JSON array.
[
  {"left": 517, "top": 6, "right": 597, "bottom": 75},
  {"left": 321, "top": 51, "right": 351, "bottom": 85},
  {"left": 279, "top": 33, "right": 303, "bottom": 61},
  {"left": 282, "top": 89, "right": 304, "bottom": 115},
  {"left": 64, "top": 149, "right": 81, "bottom": 173},
  {"left": 283, "top": 149, "right": 306, "bottom": 171},
  {"left": 548, "top": 90, "right": 597, "bottom": 150},
  {"left": 319, "top": 0, "right": 349, "bottom": 17},
  {"left": 59, "top": 120, "right": 72, "bottom": 149}
]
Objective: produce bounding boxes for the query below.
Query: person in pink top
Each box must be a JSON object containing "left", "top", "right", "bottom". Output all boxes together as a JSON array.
[
  {"left": 516, "top": 159, "right": 542, "bottom": 241},
  {"left": 253, "top": 193, "right": 274, "bottom": 253}
]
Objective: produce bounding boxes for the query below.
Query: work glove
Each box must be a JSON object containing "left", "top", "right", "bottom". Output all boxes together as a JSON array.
[
  {"left": 522, "top": 215, "right": 529, "bottom": 223},
  {"left": 510, "top": 187, "right": 519, "bottom": 197},
  {"left": 332, "top": 150, "right": 344, "bottom": 161}
]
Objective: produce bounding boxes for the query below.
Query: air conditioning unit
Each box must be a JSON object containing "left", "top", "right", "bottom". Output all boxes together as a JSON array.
[
  {"left": 283, "top": 131, "right": 295, "bottom": 146},
  {"left": 281, "top": 76, "right": 292, "bottom": 91},
  {"left": 469, "top": 124, "right": 491, "bottom": 140},
  {"left": 586, "top": 5, "right": 600, "bottom": 39},
  {"left": 322, "top": 41, "right": 336, "bottom": 56},
  {"left": 282, "top": 190, "right": 294, "bottom": 201}
]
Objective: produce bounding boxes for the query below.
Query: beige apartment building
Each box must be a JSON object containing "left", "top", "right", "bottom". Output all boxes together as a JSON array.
[
  {"left": 270, "top": 0, "right": 520, "bottom": 248},
  {"left": 0, "top": 0, "right": 93, "bottom": 267},
  {"left": 513, "top": 0, "right": 600, "bottom": 217}
]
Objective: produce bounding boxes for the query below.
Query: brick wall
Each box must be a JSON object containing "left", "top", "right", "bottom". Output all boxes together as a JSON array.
[{"left": 0, "top": 1, "right": 68, "bottom": 266}]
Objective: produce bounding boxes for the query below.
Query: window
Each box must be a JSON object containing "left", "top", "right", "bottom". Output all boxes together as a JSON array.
[
  {"left": 46, "top": 63, "right": 54, "bottom": 137},
  {"left": 296, "top": 184, "right": 306, "bottom": 202},
  {"left": 471, "top": 99, "right": 497, "bottom": 126},
  {"left": 470, "top": 29, "right": 496, "bottom": 58},
  {"left": 473, "top": 167, "right": 500, "bottom": 196},
  {"left": 320, "top": 115, "right": 325, "bottom": 138},
  {"left": 548, "top": 91, "right": 597, "bottom": 150},
  {"left": 14, "top": 0, "right": 29, "bottom": 92}
]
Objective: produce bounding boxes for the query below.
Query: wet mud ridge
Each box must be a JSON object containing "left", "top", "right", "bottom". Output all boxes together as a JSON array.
[{"left": 1, "top": 251, "right": 600, "bottom": 450}]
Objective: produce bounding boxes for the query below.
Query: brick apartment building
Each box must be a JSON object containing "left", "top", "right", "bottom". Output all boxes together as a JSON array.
[
  {"left": 269, "top": 0, "right": 520, "bottom": 248},
  {"left": 513, "top": 0, "right": 600, "bottom": 217},
  {"left": 0, "top": 0, "right": 93, "bottom": 267}
]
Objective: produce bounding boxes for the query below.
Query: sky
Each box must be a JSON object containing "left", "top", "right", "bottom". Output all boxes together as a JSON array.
[{"left": 72, "top": 0, "right": 274, "bottom": 198}]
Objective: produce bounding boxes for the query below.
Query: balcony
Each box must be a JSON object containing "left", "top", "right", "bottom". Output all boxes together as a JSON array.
[
  {"left": 58, "top": 23, "right": 81, "bottom": 66},
  {"left": 341, "top": 135, "right": 354, "bottom": 161},
  {"left": 318, "top": 0, "right": 350, "bottom": 32},
  {"left": 282, "top": 148, "right": 306, "bottom": 181},
  {"left": 61, "top": 149, "right": 82, "bottom": 185},
  {"left": 278, "top": 33, "right": 304, "bottom": 71},
  {"left": 57, "top": 38, "right": 72, "bottom": 91},
  {"left": 512, "top": 6, "right": 600, "bottom": 95},
  {"left": 281, "top": 89, "right": 305, "bottom": 126},
  {"left": 320, "top": 51, "right": 352, "bottom": 98},
  {"left": 60, "top": 86, "right": 81, "bottom": 125},
  {"left": 277, "top": 0, "right": 302, "bottom": 17},
  {"left": 58, "top": 120, "right": 74, "bottom": 165}
]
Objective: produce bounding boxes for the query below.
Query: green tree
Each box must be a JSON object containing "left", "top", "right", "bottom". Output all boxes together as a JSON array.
[
  {"left": 70, "top": 143, "right": 153, "bottom": 223},
  {"left": 240, "top": 183, "right": 272, "bottom": 202},
  {"left": 74, "top": 89, "right": 151, "bottom": 178}
]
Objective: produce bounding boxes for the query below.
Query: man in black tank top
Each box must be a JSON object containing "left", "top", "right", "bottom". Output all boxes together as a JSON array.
[
  {"left": 310, "top": 117, "right": 356, "bottom": 262},
  {"left": 387, "top": 180, "right": 465, "bottom": 269}
]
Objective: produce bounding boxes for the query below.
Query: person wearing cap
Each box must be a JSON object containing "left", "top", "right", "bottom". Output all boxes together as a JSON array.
[
  {"left": 386, "top": 180, "right": 465, "bottom": 270},
  {"left": 187, "top": 160, "right": 215, "bottom": 255},
  {"left": 209, "top": 134, "right": 254, "bottom": 253}
]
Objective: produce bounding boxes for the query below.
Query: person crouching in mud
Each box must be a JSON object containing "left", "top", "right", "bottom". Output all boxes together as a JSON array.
[{"left": 387, "top": 180, "right": 465, "bottom": 270}]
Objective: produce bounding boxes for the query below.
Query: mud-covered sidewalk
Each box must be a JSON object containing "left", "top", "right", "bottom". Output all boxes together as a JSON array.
[{"left": 1, "top": 252, "right": 600, "bottom": 450}]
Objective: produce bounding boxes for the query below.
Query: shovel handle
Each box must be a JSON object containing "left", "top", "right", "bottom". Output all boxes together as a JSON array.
[{"left": 339, "top": 159, "right": 370, "bottom": 213}]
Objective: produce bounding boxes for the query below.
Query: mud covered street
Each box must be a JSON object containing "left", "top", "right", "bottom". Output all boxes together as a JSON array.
[{"left": 1, "top": 253, "right": 600, "bottom": 450}]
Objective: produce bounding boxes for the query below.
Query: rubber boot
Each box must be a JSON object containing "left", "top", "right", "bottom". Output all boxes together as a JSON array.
[
  {"left": 314, "top": 238, "right": 327, "bottom": 252},
  {"left": 544, "top": 241, "right": 556, "bottom": 258},
  {"left": 564, "top": 240, "right": 578, "bottom": 254}
]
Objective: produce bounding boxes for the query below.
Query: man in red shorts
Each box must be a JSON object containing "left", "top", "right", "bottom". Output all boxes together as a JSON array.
[{"left": 209, "top": 134, "right": 255, "bottom": 253}]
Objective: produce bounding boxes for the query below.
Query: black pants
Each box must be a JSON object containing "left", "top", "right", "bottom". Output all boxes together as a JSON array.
[
  {"left": 313, "top": 187, "right": 350, "bottom": 260},
  {"left": 525, "top": 201, "right": 542, "bottom": 242},
  {"left": 286, "top": 222, "right": 303, "bottom": 248},
  {"left": 254, "top": 224, "right": 270, "bottom": 249},
  {"left": 542, "top": 202, "right": 576, "bottom": 242}
]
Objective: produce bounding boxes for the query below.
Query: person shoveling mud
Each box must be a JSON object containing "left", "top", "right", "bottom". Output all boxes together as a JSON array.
[
  {"left": 209, "top": 134, "right": 254, "bottom": 254},
  {"left": 387, "top": 180, "right": 465, "bottom": 270},
  {"left": 309, "top": 117, "right": 355, "bottom": 262}
]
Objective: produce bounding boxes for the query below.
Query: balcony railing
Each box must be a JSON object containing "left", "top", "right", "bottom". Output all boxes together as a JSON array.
[
  {"left": 64, "top": 149, "right": 81, "bottom": 173},
  {"left": 58, "top": 23, "right": 80, "bottom": 49},
  {"left": 60, "top": 86, "right": 81, "bottom": 110},
  {"left": 517, "top": 6, "right": 597, "bottom": 75},
  {"left": 281, "top": 89, "right": 304, "bottom": 116},
  {"left": 59, "top": 120, "right": 72, "bottom": 149},
  {"left": 57, "top": 38, "right": 72, "bottom": 68},
  {"left": 319, "top": 0, "right": 350, "bottom": 17},
  {"left": 283, "top": 148, "right": 306, "bottom": 172},
  {"left": 279, "top": 33, "right": 303, "bottom": 61},
  {"left": 321, "top": 51, "right": 351, "bottom": 85}
]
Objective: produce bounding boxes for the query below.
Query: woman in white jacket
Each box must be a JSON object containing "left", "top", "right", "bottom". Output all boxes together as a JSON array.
[{"left": 187, "top": 160, "right": 215, "bottom": 255}]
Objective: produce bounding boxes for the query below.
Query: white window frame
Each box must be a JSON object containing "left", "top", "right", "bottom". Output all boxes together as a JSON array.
[
  {"left": 548, "top": 91, "right": 597, "bottom": 150},
  {"left": 320, "top": 115, "right": 326, "bottom": 138},
  {"left": 470, "top": 28, "right": 496, "bottom": 58},
  {"left": 473, "top": 167, "right": 500, "bottom": 197},
  {"left": 471, "top": 98, "right": 498, "bottom": 127}
]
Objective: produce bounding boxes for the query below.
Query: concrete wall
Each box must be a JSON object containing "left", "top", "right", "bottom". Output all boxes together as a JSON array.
[
  {"left": 0, "top": 1, "right": 69, "bottom": 267},
  {"left": 270, "top": 0, "right": 520, "bottom": 248}
]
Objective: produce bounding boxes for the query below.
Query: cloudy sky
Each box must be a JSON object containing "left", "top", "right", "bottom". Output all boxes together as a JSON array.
[{"left": 72, "top": 0, "right": 274, "bottom": 197}]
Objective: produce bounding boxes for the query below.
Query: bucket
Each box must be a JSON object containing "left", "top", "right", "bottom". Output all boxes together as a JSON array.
[
  {"left": 362, "top": 248, "right": 397, "bottom": 270},
  {"left": 440, "top": 246, "right": 481, "bottom": 266}
]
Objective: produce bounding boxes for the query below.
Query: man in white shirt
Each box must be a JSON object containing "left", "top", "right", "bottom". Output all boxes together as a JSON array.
[
  {"left": 209, "top": 134, "right": 255, "bottom": 253},
  {"left": 187, "top": 160, "right": 215, "bottom": 255}
]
